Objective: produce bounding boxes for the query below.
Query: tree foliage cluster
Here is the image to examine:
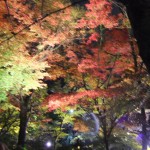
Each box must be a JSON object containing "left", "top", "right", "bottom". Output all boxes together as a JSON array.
[{"left": 0, "top": 0, "right": 150, "bottom": 150}]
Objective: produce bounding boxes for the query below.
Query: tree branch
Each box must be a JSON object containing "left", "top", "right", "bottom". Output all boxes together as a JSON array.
[{"left": 0, "top": 0, "right": 88, "bottom": 45}]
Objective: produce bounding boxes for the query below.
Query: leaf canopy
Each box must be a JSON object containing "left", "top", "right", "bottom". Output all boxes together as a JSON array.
[{"left": 0, "top": 52, "right": 49, "bottom": 101}]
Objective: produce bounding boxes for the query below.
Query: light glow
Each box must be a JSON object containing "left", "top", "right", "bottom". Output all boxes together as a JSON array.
[
  {"left": 69, "top": 109, "right": 74, "bottom": 114},
  {"left": 46, "top": 141, "right": 52, "bottom": 148}
]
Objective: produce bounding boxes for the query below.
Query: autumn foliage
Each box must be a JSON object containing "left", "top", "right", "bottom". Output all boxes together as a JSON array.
[
  {"left": 1, "top": 0, "right": 149, "bottom": 149},
  {"left": 0, "top": 0, "right": 143, "bottom": 111},
  {"left": 43, "top": 0, "right": 141, "bottom": 111}
]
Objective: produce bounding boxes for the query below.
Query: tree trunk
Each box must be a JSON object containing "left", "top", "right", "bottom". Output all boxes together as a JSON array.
[
  {"left": 16, "top": 93, "right": 32, "bottom": 150},
  {"left": 141, "top": 107, "right": 147, "bottom": 150},
  {"left": 102, "top": 109, "right": 109, "bottom": 150},
  {"left": 103, "top": 133, "right": 109, "bottom": 150}
]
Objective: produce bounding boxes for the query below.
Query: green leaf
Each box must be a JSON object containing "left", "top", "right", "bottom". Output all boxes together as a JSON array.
[{"left": 0, "top": 52, "right": 49, "bottom": 101}]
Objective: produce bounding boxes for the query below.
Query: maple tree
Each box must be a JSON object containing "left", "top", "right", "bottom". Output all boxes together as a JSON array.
[
  {"left": 0, "top": 0, "right": 86, "bottom": 149},
  {"left": 0, "top": 0, "right": 150, "bottom": 149},
  {"left": 0, "top": 50, "right": 49, "bottom": 149},
  {"left": 43, "top": 1, "right": 149, "bottom": 150},
  {"left": 45, "top": 0, "right": 138, "bottom": 109}
]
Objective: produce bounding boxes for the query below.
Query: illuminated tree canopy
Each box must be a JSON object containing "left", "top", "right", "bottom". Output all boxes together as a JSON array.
[{"left": 0, "top": 0, "right": 150, "bottom": 150}]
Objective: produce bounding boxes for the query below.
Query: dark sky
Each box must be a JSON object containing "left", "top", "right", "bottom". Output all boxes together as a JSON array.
[{"left": 70, "top": 0, "right": 89, "bottom": 6}]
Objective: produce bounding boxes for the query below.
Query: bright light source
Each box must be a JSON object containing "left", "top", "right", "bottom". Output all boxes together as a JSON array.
[
  {"left": 69, "top": 109, "right": 74, "bottom": 114},
  {"left": 46, "top": 141, "right": 52, "bottom": 148}
]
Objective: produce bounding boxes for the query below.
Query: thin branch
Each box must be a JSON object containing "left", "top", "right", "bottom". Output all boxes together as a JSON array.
[
  {"left": 0, "top": 0, "right": 88, "bottom": 45},
  {"left": 3, "top": 0, "right": 14, "bottom": 27},
  {"left": 41, "top": 0, "right": 45, "bottom": 16},
  {"left": 4, "top": 0, "right": 10, "bottom": 16},
  {"left": 112, "top": 0, "right": 139, "bottom": 73}
]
